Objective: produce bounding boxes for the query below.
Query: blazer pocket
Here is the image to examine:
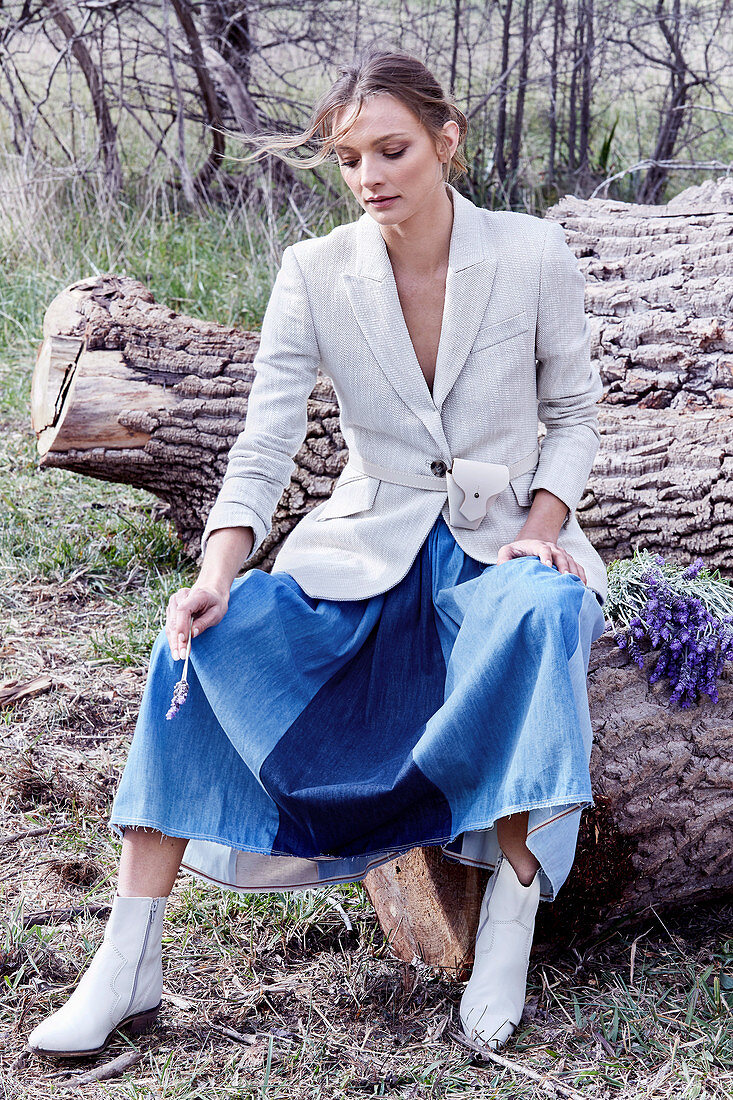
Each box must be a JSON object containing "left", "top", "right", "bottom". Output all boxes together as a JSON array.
[
  {"left": 315, "top": 474, "right": 379, "bottom": 521},
  {"left": 509, "top": 471, "right": 535, "bottom": 509},
  {"left": 472, "top": 310, "right": 530, "bottom": 353}
]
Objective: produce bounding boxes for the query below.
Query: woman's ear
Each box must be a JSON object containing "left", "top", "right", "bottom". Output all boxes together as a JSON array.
[{"left": 440, "top": 119, "right": 460, "bottom": 161}]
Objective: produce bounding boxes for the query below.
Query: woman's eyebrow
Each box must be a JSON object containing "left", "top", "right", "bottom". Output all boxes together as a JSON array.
[{"left": 334, "top": 132, "right": 409, "bottom": 153}]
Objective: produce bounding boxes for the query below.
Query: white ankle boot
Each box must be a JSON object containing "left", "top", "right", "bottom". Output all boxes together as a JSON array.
[
  {"left": 27, "top": 894, "right": 167, "bottom": 1058},
  {"left": 459, "top": 850, "right": 541, "bottom": 1051}
]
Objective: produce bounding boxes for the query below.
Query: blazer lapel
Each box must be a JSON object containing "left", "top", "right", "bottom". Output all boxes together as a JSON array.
[{"left": 342, "top": 184, "right": 498, "bottom": 451}]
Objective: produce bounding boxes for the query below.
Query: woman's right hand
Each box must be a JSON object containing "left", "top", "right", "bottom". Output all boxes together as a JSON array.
[{"left": 165, "top": 583, "right": 229, "bottom": 661}]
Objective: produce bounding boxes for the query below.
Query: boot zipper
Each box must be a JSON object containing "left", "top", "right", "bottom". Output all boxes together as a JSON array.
[{"left": 124, "top": 898, "right": 159, "bottom": 1019}]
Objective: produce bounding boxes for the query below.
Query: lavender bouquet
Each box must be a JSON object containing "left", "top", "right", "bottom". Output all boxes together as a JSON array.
[
  {"left": 166, "top": 623, "right": 192, "bottom": 719},
  {"left": 605, "top": 550, "right": 733, "bottom": 708}
]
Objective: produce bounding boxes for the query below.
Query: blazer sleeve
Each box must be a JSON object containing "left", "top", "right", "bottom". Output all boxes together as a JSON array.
[
  {"left": 199, "top": 244, "right": 321, "bottom": 562},
  {"left": 529, "top": 219, "right": 603, "bottom": 524}
]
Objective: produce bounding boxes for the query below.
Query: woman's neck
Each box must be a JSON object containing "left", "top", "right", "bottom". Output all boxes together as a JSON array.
[{"left": 380, "top": 183, "right": 454, "bottom": 278}]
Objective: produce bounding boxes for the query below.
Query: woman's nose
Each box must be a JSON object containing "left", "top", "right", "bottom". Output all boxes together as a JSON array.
[{"left": 359, "top": 155, "right": 385, "bottom": 191}]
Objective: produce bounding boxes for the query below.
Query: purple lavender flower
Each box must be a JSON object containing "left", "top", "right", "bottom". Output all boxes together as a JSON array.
[
  {"left": 682, "top": 558, "right": 706, "bottom": 580},
  {"left": 166, "top": 677, "right": 189, "bottom": 719},
  {"left": 608, "top": 549, "right": 733, "bottom": 709},
  {"left": 166, "top": 624, "right": 193, "bottom": 719}
]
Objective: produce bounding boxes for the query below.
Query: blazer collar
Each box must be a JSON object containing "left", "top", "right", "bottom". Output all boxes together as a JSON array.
[{"left": 342, "top": 183, "right": 498, "bottom": 450}]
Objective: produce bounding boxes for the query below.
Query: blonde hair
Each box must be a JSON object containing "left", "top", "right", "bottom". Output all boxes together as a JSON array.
[{"left": 231, "top": 47, "right": 469, "bottom": 184}]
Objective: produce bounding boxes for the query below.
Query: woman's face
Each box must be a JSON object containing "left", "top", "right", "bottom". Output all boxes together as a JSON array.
[{"left": 333, "top": 93, "right": 458, "bottom": 225}]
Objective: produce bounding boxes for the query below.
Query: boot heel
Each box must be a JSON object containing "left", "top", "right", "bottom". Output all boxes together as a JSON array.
[{"left": 122, "top": 1001, "right": 162, "bottom": 1038}]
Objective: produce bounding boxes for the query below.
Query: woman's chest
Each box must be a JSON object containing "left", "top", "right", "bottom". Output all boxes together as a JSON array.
[{"left": 391, "top": 267, "right": 449, "bottom": 400}]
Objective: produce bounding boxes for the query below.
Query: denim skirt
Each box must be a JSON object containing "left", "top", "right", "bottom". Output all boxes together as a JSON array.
[{"left": 109, "top": 513, "right": 606, "bottom": 903}]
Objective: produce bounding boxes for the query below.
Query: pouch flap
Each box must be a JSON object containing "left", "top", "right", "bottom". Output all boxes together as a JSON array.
[{"left": 449, "top": 457, "right": 510, "bottom": 521}]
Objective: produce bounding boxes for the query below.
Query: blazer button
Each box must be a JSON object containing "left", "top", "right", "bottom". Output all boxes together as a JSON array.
[{"left": 430, "top": 460, "right": 448, "bottom": 476}]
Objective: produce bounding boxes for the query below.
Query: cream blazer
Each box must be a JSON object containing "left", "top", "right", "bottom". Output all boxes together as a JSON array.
[{"left": 201, "top": 182, "right": 608, "bottom": 605}]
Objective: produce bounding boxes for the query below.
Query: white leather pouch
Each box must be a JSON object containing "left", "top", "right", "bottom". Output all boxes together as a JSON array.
[{"left": 446, "top": 457, "right": 511, "bottom": 530}]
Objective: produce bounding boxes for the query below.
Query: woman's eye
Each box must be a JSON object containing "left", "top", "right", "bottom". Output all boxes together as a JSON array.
[{"left": 339, "top": 148, "right": 406, "bottom": 169}]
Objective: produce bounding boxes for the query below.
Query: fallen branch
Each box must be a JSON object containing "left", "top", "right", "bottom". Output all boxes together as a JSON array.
[
  {"left": 23, "top": 902, "right": 112, "bottom": 929},
  {"left": 0, "top": 823, "right": 68, "bottom": 847},
  {"left": 58, "top": 1050, "right": 143, "bottom": 1087},
  {"left": 448, "top": 1026, "right": 587, "bottom": 1099},
  {"left": 0, "top": 676, "right": 55, "bottom": 707}
]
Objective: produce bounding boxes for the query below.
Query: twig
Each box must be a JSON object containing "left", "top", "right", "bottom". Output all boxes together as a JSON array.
[
  {"left": 57, "top": 1050, "right": 143, "bottom": 1087},
  {"left": 0, "top": 823, "right": 68, "bottom": 847},
  {"left": 593, "top": 1030, "right": 617, "bottom": 1057},
  {"left": 589, "top": 158, "right": 733, "bottom": 199},
  {"left": 448, "top": 1027, "right": 587, "bottom": 1100},
  {"left": 23, "top": 902, "right": 112, "bottom": 929},
  {"left": 205, "top": 1022, "right": 257, "bottom": 1045},
  {"left": 205, "top": 1021, "right": 297, "bottom": 1047}
]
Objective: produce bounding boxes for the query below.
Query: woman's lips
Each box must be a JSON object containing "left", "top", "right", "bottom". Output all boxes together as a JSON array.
[{"left": 367, "top": 195, "right": 398, "bottom": 208}]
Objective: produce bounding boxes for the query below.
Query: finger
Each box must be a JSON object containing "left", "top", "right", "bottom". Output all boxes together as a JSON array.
[
  {"left": 166, "top": 590, "right": 188, "bottom": 624},
  {"left": 165, "top": 592, "right": 187, "bottom": 657},
  {"left": 169, "top": 590, "right": 198, "bottom": 659},
  {"left": 498, "top": 544, "right": 526, "bottom": 564},
  {"left": 174, "top": 588, "right": 224, "bottom": 654},
  {"left": 168, "top": 587, "right": 190, "bottom": 613},
  {"left": 538, "top": 544, "right": 554, "bottom": 568},
  {"left": 167, "top": 618, "right": 189, "bottom": 662},
  {"left": 569, "top": 556, "right": 587, "bottom": 585},
  {"left": 173, "top": 610, "right": 194, "bottom": 660},
  {"left": 560, "top": 553, "right": 586, "bottom": 584},
  {"left": 174, "top": 588, "right": 211, "bottom": 615},
  {"left": 187, "top": 605, "right": 225, "bottom": 636},
  {"left": 552, "top": 549, "right": 573, "bottom": 574}
]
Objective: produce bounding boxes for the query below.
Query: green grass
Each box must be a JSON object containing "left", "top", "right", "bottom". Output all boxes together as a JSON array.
[
  {"left": 0, "top": 168, "right": 347, "bottom": 339},
  {"left": 0, "top": 167, "right": 351, "bottom": 665}
]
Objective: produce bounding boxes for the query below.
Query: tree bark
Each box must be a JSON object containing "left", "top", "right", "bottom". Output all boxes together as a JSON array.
[
  {"left": 44, "top": 0, "right": 122, "bottom": 196},
  {"left": 30, "top": 177, "right": 733, "bottom": 967},
  {"left": 546, "top": 0, "right": 564, "bottom": 191},
  {"left": 625, "top": 0, "right": 705, "bottom": 205},
  {"left": 508, "top": 0, "right": 533, "bottom": 207},
  {"left": 169, "top": 0, "right": 226, "bottom": 193},
  {"left": 493, "top": 0, "right": 514, "bottom": 189},
  {"left": 545, "top": 176, "right": 733, "bottom": 569},
  {"left": 577, "top": 0, "right": 593, "bottom": 193}
]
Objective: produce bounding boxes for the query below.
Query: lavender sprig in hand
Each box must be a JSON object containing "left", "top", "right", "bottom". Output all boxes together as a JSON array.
[
  {"left": 166, "top": 622, "right": 192, "bottom": 719},
  {"left": 605, "top": 550, "right": 733, "bottom": 708}
]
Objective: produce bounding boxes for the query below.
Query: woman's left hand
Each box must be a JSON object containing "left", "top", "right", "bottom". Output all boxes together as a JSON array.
[{"left": 496, "top": 539, "right": 587, "bottom": 584}]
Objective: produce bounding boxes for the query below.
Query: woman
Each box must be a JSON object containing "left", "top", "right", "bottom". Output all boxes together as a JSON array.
[{"left": 27, "top": 47, "right": 607, "bottom": 1060}]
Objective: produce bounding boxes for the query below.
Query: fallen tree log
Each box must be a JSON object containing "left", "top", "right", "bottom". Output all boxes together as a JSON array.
[
  {"left": 547, "top": 175, "right": 733, "bottom": 568},
  {"left": 29, "top": 177, "right": 733, "bottom": 967},
  {"left": 31, "top": 177, "right": 733, "bottom": 573},
  {"left": 31, "top": 278, "right": 342, "bottom": 555}
]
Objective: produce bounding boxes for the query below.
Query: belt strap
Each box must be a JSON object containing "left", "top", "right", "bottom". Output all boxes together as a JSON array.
[{"left": 349, "top": 445, "right": 539, "bottom": 492}]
